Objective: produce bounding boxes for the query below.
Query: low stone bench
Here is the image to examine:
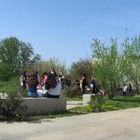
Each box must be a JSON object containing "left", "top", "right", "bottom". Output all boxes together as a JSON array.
[
  {"left": 22, "top": 97, "right": 66, "bottom": 115},
  {"left": 83, "top": 94, "right": 95, "bottom": 105}
]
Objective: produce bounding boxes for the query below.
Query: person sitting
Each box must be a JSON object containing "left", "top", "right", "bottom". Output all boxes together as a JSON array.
[
  {"left": 44, "top": 68, "right": 62, "bottom": 98},
  {"left": 26, "top": 73, "right": 38, "bottom": 97},
  {"left": 45, "top": 79, "right": 62, "bottom": 98}
]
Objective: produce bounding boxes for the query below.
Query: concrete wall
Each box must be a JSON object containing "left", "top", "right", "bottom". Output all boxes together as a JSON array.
[
  {"left": 22, "top": 97, "right": 66, "bottom": 115},
  {"left": 83, "top": 94, "right": 95, "bottom": 105}
]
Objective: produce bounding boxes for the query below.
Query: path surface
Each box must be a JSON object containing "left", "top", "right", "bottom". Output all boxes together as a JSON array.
[
  {"left": 0, "top": 107, "right": 140, "bottom": 140},
  {"left": 67, "top": 101, "right": 83, "bottom": 109}
]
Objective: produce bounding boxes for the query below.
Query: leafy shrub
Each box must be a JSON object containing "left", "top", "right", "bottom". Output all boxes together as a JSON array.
[
  {"left": 89, "top": 94, "right": 105, "bottom": 112},
  {"left": 0, "top": 92, "right": 26, "bottom": 121},
  {"left": 84, "top": 105, "right": 93, "bottom": 112},
  {"left": 102, "top": 103, "right": 118, "bottom": 111},
  {"left": 0, "top": 76, "right": 19, "bottom": 94},
  {"left": 84, "top": 97, "right": 119, "bottom": 112}
]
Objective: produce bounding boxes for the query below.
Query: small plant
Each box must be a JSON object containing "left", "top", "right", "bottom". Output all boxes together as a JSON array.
[
  {"left": 89, "top": 94, "right": 105, "bottom": 112},
  {"left": 103, "top": 103, "right": 118, "bottom": 111},
  {"left": 0, "top": 92, "right": 26, "bottom": 121},
  {"left": 84, "top": 105, "right": 93, "bottom": 112}
]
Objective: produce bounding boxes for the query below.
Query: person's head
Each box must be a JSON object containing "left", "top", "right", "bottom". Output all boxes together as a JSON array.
[
  {"left": 42, "top": 72, "right": 47, "bottom": 77},
  {"left": 60, "top": 71, "right": 63, "bottom": 75},
  {"left": 50, "top": 68, "right": 57, "bottom": 76},
  {"left": 67, "top": 76, "right": 70, "bottom": 79},
  {"left": 23, "top": 71, "right": 27, "bottom": 75},
  {"left": 27, "top": 74, "right": 37, "bottom": 85},
  {"left": 35, "top": 71, "right": 39, "bottom": 74},
  {"left": 124, "top": 83, "right": 127, "bottom": 86},
  {"left": 82, "top": 74, "right": 86, "bottom": 79}
]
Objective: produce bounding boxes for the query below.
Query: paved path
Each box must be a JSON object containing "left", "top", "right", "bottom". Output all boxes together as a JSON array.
[
  {"left": 0, "top": 107, "right": 140, "bottom": 140},
  {"left": 67, "top": 101, "right": 83, "bottom": 109}
]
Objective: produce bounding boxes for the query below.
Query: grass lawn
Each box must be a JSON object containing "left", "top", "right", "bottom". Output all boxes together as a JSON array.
[{"left": 108, "top": 95, "right": 140, "bottom": 109}]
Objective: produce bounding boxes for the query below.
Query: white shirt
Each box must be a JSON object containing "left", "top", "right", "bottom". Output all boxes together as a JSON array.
[
  {"left": 48, "top": 80, "right": 62, "bottom": 96},
  {"left": 123, "top": 85, "right": 128, "bottom": 92}
]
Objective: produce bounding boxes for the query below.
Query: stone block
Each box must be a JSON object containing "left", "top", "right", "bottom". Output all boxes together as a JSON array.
[
  {"left": 22, "top": 97, "right": 66, "bottom": 115},
  {"left": 83, "top": 94, "right": 94, "bottom": 105}
]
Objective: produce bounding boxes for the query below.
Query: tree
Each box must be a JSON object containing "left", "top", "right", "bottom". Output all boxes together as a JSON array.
[
  {"left": 70, "top": 59, "right": 92, "bottom": 83},
  {"left": 39, "top": 57, "right": 68, "bottom": 77},
  {"left": 0, "top": 37, "right": 20, "bottom": 80},
  {"left": 48, "top": 57, "right": 67, "bottom": 75},
  {"left": 0, "top": 37, "right": 41, "bottom": 80},
  {"left": 91, "top": 39, "right": 125, "bottom": 99},
  {"left": 19, "top": 41, "right": 34, "bottom": 70},
  {"left": 123, "top": 37, "right": 140, "bottom": 93}
]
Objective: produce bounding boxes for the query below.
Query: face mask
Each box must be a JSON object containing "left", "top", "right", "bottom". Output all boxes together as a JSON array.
[{"left": 51, "top": 71, "right": 54, "bottom": 74}]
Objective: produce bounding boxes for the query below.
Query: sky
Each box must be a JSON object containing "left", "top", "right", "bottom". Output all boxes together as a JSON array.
[{"left": 0, "top": 0, "right": 140, "bottom": 67}]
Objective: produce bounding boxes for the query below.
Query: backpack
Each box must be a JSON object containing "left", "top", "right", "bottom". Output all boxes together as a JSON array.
[{"left": 45, "top": 74, "right": 57, "bottom": 90}]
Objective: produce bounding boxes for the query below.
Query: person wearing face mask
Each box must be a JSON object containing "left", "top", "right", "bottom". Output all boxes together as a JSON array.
[{"left": 50, "top": 68, "right": 57, "bottom": 77}]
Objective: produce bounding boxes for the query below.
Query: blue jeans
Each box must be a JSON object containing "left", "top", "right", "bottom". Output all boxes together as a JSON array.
[{"left": 28, "top": 91, "right": 38, "bottom": 97}]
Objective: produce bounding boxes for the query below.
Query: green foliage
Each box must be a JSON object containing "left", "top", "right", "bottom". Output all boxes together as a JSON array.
[
  {"left": 111, "top": 96, "right": 140, "bottom": 109},
  {"left": 91, "top": 39, "right": 123, "bottom": 98},
  {"left": 84, "top": 99, "right": 118, "bottom": 112},
  {"left": 70, "top": 59, "right": 92, "bottom": 82},
  {"left": 84, "top": 95, "right": 140, "bottom": 113},
  {"left": 0, "top": 92, "right": 26, "bottom": 121},
  {"left": 91, "top": 37, "right": 140, "bottom": 99},
  {"left": 0, "top": 77, "right": 19, "bottom": 94},
  {"left": 84, "top": 105, "right": 93, "bottom": 112},
  {"left": 39, "top": 58, "right": 68, "bottom": 77},
  {"left": 0, "top": 37, "right": 41, "bottom": 81},
  {"left": 0, "top": 37, "right": 20, "bottom": 80},
  {"left": 89, "top": 95, "right": 105, "bottom": 112},
  {"left": 102, "top": 103, "right": 118, "bottom": 111},
  {"left": 122, "top": 37, "right": 140, "bottom": 93}
]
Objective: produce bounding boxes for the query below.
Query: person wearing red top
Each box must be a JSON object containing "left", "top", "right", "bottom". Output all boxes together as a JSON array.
[{"left": 41, "top": 72, "right": 47, "bottom": 85}]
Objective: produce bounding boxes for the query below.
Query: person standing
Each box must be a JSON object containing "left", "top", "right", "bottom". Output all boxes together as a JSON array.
[
  {"left": 90, "top": 77, "right": 96, "bottom": 94},
  {"left": 21, "top": 71, "right": 28, "bottom": 90},
  {"left": 81, "top": 74, "right": 87, "bottom": 94},
  {"left": 123, "top": 84, "right": 128, "bottom": 96},
  {"left": 128, "top": 83, "right": 132, "bottom": 93},
  {"left": 66, "top": 76, "right": 71, "bottom": 88},
  {"left": 59, "top": 71, "right": 65, "bottom": 89},
  {"left": 35, "top": 71, "right": 41, "bottom": 84}
]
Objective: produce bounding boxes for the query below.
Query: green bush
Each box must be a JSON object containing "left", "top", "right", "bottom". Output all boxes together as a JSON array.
[
  {"left": 0, "top": 76, "right": 20, "bottom": 94},
  {"left": 89, "top": 94, "right": 105, "bottom": 112},
  {"left": 102, "top": 103, "right": 118, "bottom": 111},
  {"left": 84, "top": 105, "right": 93, "bottom": 112},
  {"left": 0, "top": 92, "right": 26, "bottom": 121}
]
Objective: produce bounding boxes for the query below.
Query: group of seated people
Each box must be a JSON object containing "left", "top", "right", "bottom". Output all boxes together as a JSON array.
[{"left": 20, "top": 68, "right": 62, "bottom": 98}]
